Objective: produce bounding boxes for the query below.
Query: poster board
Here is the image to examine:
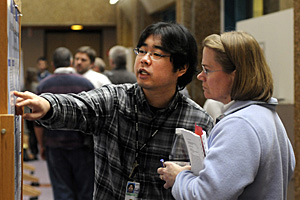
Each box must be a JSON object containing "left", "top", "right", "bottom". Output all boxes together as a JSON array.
[
  {"left": 236, "top": 8, "right": 294, "bottom": 104},
  {"left": 0, "top": 0, "right": 22, "bottom": 199}
]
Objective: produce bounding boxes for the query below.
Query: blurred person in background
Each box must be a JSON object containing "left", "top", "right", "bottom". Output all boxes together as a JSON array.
[
  {"left": 106, "top": 45, "right": 136, "bottom": 84},
  {"left": 35, "top": 47, "right": 95, "bottom": 200},
  {"left": 23, "top": 67, "right": 39, "bottom": 161},
  {"left": 74, "top": 46, "right": 111, "bottom": 88},
  {"left": 36, "top": 56, "right": 51, "bottom": 82}
]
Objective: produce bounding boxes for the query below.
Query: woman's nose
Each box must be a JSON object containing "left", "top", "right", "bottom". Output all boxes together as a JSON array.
[{"left": 197, "top": 72, "right": 205, "bottom": 81}]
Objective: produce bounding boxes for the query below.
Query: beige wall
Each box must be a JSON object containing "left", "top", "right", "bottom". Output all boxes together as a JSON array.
[
  {"left": 280, "top": 0, "right": 293, "bottom": 10},
  {"left": 21, "top": 0, "right": 116, "bottom": 26}
]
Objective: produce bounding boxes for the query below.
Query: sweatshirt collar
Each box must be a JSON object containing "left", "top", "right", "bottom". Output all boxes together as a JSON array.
[{"left": 216, "top": 98, "right": 278, "bottom": 123}]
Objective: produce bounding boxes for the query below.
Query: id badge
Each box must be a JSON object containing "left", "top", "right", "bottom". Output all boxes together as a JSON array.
[{"left": 125, "top": 181, "right": 140, "bottom": 200}]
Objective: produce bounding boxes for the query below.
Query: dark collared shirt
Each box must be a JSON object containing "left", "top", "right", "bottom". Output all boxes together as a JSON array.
[{"left": 39, "top": 83, "right": 213, "bottom": 200}]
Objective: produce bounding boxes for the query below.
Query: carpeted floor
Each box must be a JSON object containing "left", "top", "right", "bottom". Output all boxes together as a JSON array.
[{"left": 23, "top": 157, "right": 53, "bottom": 200}]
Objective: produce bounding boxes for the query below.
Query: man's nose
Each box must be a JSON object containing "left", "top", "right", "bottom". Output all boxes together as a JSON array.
[{"left": 140, "top": 53, "right": 151, "bottom": 65}]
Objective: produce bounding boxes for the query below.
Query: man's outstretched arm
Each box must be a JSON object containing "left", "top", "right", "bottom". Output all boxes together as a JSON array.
[{"left": 14, "top": 91, "right": 51, "bottom": 121}]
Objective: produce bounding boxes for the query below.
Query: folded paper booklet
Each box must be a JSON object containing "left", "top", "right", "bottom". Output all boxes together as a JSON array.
[{"left": 176, "top": 126, "right": 207, "bottom": 175}]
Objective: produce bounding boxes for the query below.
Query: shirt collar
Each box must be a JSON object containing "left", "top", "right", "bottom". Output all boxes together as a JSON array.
[
  {"left": 54, "top": 67, "right": 76, "bottom": 74},
  {"left": 216, "top": 98, "right": 278, "bottom": 124},
  {"left": 221, "top": 100, "right": 235, "bottom": 113},
  {"left": 134, "top": 84, "right": 179, "bottom": 114}
]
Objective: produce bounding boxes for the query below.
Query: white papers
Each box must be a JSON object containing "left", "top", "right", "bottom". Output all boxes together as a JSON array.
[{"left": 176, "top": 128, "right": 207, "bottom": 175}]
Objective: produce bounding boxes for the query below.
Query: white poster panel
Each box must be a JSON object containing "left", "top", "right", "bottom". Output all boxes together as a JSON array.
[
  {"left": 7, "top": 0, "right": 22, "bottom": 199},
  {"left": 236, "top": 9, "right": 294, "bottom": 104}
]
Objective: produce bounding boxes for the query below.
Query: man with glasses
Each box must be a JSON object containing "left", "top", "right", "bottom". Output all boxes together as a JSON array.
[{"left": 14, "top": 22, "right": 213, "bottom": 200}]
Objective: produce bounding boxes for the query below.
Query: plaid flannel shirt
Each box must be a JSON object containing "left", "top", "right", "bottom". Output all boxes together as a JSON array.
[{"left": 39, "top": 83, "right": 213, "bottom": 200}]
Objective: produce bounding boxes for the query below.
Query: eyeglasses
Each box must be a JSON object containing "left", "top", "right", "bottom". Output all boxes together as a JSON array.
[
  {"left": 133, "top": 48, "right": 171, "bottom": 60},
  {"left": 201, "top": 65, "right": 223, "bottom": 75}
]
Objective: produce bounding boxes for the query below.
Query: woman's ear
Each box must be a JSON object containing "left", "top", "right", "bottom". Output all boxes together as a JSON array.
[{"left": 231, "top": 70, "right": 236, "bottom": 79}]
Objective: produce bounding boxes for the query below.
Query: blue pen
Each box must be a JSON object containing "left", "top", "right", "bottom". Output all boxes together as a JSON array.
[{"left": 160, "top": 159, "right": 165, "bottom": 167}]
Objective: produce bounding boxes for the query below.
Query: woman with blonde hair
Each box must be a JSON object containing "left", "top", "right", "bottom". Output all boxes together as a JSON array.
[{"left": 158, "top": 31, "right": 295, "bottom": 199}]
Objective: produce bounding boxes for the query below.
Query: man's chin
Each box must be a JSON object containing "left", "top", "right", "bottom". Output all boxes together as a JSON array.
[{"left": 139, "top": 84, "right": 153, "bottom": 91}]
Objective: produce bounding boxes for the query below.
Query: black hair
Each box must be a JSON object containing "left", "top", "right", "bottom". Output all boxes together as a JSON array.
[
  {"left": 136, "top": 22, "right": 198, "bottom": 90},
  {"left": 127, "top": 183, "right": 135, "bottom": 192},
  {"left": 52, "top": 47, "right": 72, "bottom": 68}
]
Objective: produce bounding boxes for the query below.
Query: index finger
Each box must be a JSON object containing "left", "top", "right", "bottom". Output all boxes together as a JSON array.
[
  {"left": 14, "top": 91, "right": 33, "bottom": 99},
  {"left": 157, "top": 167, "right": 165, "bottom": 174},
  {"left": 14, "top": 91, "right": 37, "bottom": 107}
]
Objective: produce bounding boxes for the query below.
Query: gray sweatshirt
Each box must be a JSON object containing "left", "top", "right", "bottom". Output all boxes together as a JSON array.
[{"left": 172, "top": 98, "right": 295, "bottom": 200}]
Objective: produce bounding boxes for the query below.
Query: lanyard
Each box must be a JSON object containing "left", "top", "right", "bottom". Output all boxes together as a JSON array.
[
  {"left": 134, "top": 104, "right": 161, "bottom": 159},
  {"left": 129, "top": 89, "right": 168, "bottom": 180}
]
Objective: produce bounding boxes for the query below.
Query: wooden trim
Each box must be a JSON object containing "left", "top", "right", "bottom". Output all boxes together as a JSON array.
[{"left": 0, "top": 114, "right": 15, "bottom": 200}]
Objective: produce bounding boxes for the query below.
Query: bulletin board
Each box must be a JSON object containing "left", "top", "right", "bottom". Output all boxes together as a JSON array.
[
  {"left": 0, "top": 0, "right": 22, "bottom": 199},
  {"left": 236, "top": 8, "right": 294, "bottom": 104}
]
